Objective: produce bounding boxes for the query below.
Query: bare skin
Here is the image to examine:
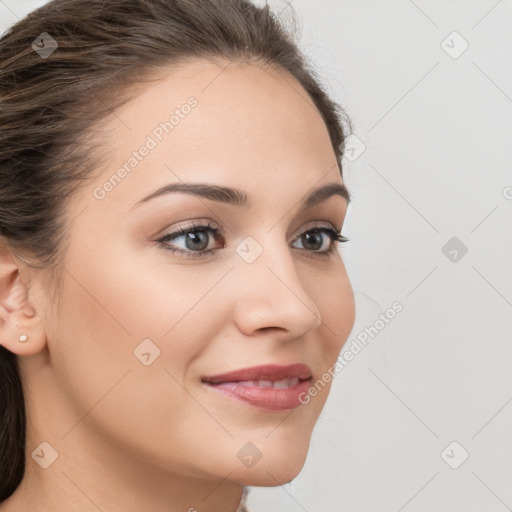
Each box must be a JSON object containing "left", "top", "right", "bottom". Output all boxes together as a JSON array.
[{"left": 0, "top": 58, "right": 355, "bottom": 512}]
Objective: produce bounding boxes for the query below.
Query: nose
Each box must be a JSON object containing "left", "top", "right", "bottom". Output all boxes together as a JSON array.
[{"left": 231, "top": 235, "right": 323, "bottom": 339}]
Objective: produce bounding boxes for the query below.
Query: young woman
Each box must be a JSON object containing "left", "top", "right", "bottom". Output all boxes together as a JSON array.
[{"left": 0, "top": 0, "right": 355, "bottom": 510}]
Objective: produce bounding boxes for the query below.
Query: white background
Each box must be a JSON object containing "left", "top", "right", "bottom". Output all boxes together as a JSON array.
[{"left": 1, "top": 1, "right": 511, "bottom": 511}]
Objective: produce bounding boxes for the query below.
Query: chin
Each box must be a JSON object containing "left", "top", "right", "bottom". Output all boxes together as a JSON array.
[
  {"left": 228, "top": 434, "right": 311, "bottom": 487},
  {"left": 235, "top": 460, "right": 307, "bottom": 487}
]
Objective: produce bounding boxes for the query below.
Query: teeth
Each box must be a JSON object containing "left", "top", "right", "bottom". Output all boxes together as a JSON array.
[
  {"left": 272, "top": 378, "right": 293, "bottom": 388},
  {"left": 236, "top": 377, "right": 300, "bottom": 388}
]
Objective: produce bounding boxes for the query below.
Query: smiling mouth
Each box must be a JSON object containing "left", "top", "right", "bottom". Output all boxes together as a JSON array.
[{"left": 201, "top": 366, "right": 313, "bottom": 411}]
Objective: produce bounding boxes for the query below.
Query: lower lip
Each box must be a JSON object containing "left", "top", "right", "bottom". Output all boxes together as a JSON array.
[{"left": 203, "top": 379, "right": 312, "bottom": 411}]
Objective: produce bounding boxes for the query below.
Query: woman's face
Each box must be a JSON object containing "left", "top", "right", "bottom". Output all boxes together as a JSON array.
[{"left": 28, "top": 59, "right": 355, "bottom": 489}]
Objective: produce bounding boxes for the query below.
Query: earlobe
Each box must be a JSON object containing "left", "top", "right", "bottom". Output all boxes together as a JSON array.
[{"left": 0, "top": 244, "right": 47, "bottom": 356}]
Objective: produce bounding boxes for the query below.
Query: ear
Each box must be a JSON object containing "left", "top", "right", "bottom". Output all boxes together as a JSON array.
[{"left": 0, "top": 241, "right": 46, "bottom": 356}]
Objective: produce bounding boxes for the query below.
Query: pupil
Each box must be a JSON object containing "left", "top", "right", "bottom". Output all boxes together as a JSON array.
[{"left": 186, "top": 231, "right": 208, "bottom": 251}]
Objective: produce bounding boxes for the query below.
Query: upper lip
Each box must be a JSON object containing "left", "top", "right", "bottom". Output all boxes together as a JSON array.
[{"left": 201, "top": 363, "right": 312, "bottom": 384}]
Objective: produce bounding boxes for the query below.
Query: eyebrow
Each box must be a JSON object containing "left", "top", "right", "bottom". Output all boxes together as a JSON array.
[{"left": 130, "top": 181, "right": 351, "bottom": 211}]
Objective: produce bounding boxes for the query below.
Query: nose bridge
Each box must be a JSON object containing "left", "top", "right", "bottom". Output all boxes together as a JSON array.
[{"left": 232, "top": 233, "right": 322, "bottom": 335}]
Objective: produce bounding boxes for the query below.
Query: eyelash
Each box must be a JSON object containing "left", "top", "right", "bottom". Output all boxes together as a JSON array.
[{"left": 155, "top": 221, "right": 349, "bottom": 259}]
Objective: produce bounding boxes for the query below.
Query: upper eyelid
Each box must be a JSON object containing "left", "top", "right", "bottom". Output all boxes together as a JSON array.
[{"left": 160, "top": 220, "right": 341, "bottom": 239}]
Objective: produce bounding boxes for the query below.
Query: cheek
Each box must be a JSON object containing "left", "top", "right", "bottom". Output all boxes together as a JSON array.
[
  {"left": 312, "top": 261, "right": 355, "bottom": 363},
  {"left": 48, "top": 250, "right": 230, "bottom": 472},
  {"left": 48, "top": 236, "right": 197, "bottom": 406},
  {"left": 116, "top": 256, "right": 233, "bottom": 361},
  {"left": 52, "top": 240, "right": 237, "bottom": 442}
]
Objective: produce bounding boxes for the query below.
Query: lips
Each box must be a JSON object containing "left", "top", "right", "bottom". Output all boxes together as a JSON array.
[
  {"left": 201, "top": 363, "right": 313, "bottom": 411},
  {"left": 201, "top": 363, "right": 312, "bottom": 384}
]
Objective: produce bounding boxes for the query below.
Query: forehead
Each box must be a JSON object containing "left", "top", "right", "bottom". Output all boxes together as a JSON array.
[
  {"left": 79, "top": 58, "right": 342, "bottom": 218},
  {"left": 107, "top": 57, "right": 334, "bottom": 156}
]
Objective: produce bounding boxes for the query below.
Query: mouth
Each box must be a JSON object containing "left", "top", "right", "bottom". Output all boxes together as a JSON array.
[
  {"left": 201, "top": 363, "right": 313, "bottom": 411},
  {"left": 201, "top": 363, "right": 312, "bottom": 384},
  {"left": 211, "top": 376, "right": 305, "bottom": 388}
]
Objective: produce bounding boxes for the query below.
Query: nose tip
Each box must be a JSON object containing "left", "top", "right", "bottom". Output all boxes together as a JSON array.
[
  {"left": 264, "top": 263, "right": 323, "bottom": 325},
  {"left": 232, "top": 252, "right": 323, "bottom": 339}
]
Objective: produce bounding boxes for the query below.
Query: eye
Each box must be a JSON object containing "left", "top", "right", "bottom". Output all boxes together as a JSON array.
[
  {"left": 291, "top": 225, "right": 349, "bottom": 255},
  {"left": 155, "top": 221, "right": 349, "bottom": 258},
  {"left": 156, "top": 221, "right": 223, "bottom": 258}
]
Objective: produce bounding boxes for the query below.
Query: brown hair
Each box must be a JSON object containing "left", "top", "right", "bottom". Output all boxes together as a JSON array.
[{"left": 0, "top": 0, "right": 351, "bottom": 501}]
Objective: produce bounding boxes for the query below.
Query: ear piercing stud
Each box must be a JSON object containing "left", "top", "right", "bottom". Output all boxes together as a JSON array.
[{"left": 18, "top": 334, "right": 28, "bottom": 343}]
